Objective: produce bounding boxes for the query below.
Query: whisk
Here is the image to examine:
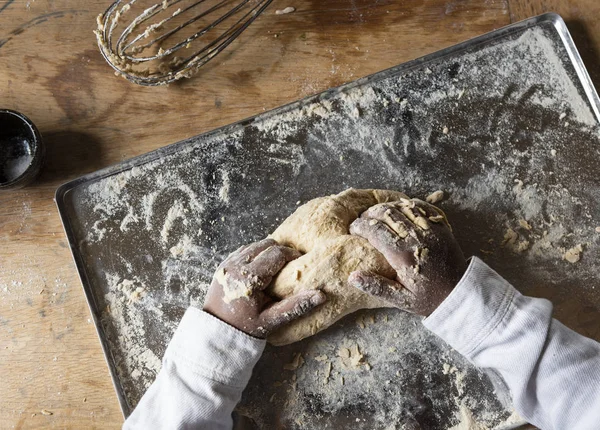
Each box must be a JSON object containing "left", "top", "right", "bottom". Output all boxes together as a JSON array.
[{"left": 95, "top": 0, "right": 274, "bottom": 86}]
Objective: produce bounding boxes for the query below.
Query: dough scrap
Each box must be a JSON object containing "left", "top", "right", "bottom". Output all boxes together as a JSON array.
[{"left": 267, "top": 188, "right": 408, "bottom": 345}]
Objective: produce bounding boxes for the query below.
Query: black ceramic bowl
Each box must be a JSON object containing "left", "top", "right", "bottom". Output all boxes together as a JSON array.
[{"left": 0, "top": 109, "right": 44, "bottom": 190}]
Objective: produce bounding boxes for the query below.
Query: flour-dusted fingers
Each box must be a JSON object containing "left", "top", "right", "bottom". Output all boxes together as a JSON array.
[
  {"left": 410, "top": 198, "right": 451, "bottom": 229},
  {"left": 391, "top": 198, "right": 434, "bottom": 232},
  {"left": 348, "top": 270, "right": 416, "bottom": 311},
  {"left": 361, "top": 199, "right": 433, "bottom": 233},
  {"left": 409, "top": 198, "right": 440, "bottom": 218},
  {"left": 248, "top": 245, "right": 302, "bottom": 285},
  {"left": 233, "top": 238, "right": 278, "bottom": 264},
  {"left": 256, "top": 290, "right": 327, "bottom": 337},
  {"left": 350, "top": 217, "right": 416, "bottom": 269},
  {"left": 362, "top": 203, "right": 419, "bottom": 241}
]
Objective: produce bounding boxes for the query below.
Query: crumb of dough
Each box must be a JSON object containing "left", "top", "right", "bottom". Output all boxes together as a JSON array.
[
  {"left": 350, "top": 344, "right": 364, "bottom": 367},
  {"left": 563, "top": 244, "right": 583, "bottom": 263},
  {"left": 442, "top": 126, "right": 449, "bottom": 134},
  {"left": 314, "top": 355, "right": 328, "bottom": 362},
  {"left": 429, "top": 214, "right": 445, "bottom": 223},
  {"left": 595, "top": 227, "right": 600, "bottom": 233},
  {"left": 129, "top": 286, "right": 146, "bottom": 303},
  {"left": 284, "top": 353, "right": 304, "bottom": 370},
  {"left": 356, "top": 315, "right": 365, "bottom": 329},
  {"left": 518, "top": 219, "right": 532, "bottom": 230},
  {"left": 41, "top": 409, "right": 53, "bottom": 416},
  {"left": 443, "top": 363, "right": 456, "bottom": 374},
  {"left": 426, "top": 190, "right": 445, "bottom": 204},
  {"left": 276, "top": 6, "right": 296, "bottom": 14},
  {"left": 501, "top": 228, "right": 518, "bottom": 246},
  {"left": 515, "top": 240, "right": 530, "bottom": 253},
  {"left": 414, "top": 216, "right": 430, "bottom": 230},
  {"left": 323, "top": 362, "right": 332, "bottom": 383},
  {"left": 513, "top": 179, "right": 524, "bottom": 194},
  {"left": 501, "top": 228, "right": 529, "bottom": 253},
  {"left": 338, "top": 348, "right": 350, "bottom": 359}
]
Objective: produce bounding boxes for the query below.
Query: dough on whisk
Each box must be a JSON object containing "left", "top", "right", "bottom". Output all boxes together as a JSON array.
[{"left": 266, "top": 188, "right": 408, "bottom": 345}]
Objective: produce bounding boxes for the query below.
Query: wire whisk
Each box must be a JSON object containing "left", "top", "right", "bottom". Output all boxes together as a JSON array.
[{"left": 95, "top": 0, "right": 274, "bottom": 86}]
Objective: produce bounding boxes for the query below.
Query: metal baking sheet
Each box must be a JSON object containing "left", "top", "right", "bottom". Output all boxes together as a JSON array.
[{"left": 56, "top": 13, "right": 600, "bottom": 429}]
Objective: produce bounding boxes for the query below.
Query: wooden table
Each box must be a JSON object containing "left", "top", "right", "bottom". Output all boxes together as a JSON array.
[{"left": 0, "top": 0, "right": 598, "bottom": 428}]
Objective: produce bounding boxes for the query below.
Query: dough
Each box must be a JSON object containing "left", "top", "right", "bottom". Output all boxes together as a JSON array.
[{"left": 267, "top": 188, "right": 408, "bottom": 345}]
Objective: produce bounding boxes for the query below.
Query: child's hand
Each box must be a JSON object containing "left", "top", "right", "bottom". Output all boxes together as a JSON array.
[
  {"left": 203, "top": 238, "right": 326, "bottom": 338},
  {"left": 347, "top": 198, "right": 467, "bottom": 317}
]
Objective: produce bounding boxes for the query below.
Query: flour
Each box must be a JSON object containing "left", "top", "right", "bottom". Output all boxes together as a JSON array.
[
  {"left": 218, "top": 170, "right": 231, "bottom": 203},
  {"left": 160, "top": 200, "right": 188, "bottom": 243},
  {"left": 67, "top": 21, "right": 600, "bottom": 425},
  {"left": 119, "top": 205, "right": 140, "bottom": 232},
  {"left": 169, "top": 234, "right": 193, "bottom": 257},
  {"left": 101, "top": 284, "right": 165, "bottom": 402},
  {"left": 449, "top": 404, "right": 490, "bottom": 430}
]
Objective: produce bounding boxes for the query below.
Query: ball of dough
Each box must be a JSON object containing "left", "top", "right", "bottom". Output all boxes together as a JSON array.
[{"left": 267, "top": 188, "right": 408, "bottom": 345}]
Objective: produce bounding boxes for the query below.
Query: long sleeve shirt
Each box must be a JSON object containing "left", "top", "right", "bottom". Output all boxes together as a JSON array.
[
  {"left": 124, "top": 257, "right": 600, "bottom": 429},
  {"left": 123, "top": 308, "right": 266, "bottom": 430}
]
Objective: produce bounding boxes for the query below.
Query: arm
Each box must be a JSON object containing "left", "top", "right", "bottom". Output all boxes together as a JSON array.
[
  {"left": 124, "top": 308, "right": 265, "bottom": 430},
  {"left": 423, "top": 257, "right": 600, "bottom": 430},
  {"left": 347, "top": 198, "right": 600, "bottom": 430},
  {"left": 124, "top": 239, "right": 326, "bottom": 430}
]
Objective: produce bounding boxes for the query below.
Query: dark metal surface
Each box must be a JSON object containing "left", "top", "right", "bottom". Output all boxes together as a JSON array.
[{"left": 56, "top": 13, "right": 600, "bottom": 429}]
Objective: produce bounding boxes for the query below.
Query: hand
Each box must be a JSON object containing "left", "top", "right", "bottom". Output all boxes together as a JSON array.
[
  {"left": 203, "top": 238, "right": 326, "bottom": 338},
  {"left": 347, "top": 198, "right": 467, "bottom": 317}
]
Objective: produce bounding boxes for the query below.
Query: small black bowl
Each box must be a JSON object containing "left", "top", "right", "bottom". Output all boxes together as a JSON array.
[{"left": 0, "top": 109, "right": 44, "bottom": 190}]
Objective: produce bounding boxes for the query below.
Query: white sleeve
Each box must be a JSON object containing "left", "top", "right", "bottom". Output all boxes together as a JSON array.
[
  {"left": 123, "top": 307, "right": 265, "bottom": 430},
  {"left": 423, "top": 257, "right": 600, "bottom": 430}
]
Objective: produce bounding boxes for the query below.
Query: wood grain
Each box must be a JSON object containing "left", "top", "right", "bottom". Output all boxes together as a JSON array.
[{"left": 0, "top": 0, "right": 593, "bottom": 428}]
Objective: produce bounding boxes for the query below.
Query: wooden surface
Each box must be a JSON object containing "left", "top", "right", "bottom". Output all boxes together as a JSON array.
[{"left": 0, "top": 0, "right": 598, "bottom": 428}]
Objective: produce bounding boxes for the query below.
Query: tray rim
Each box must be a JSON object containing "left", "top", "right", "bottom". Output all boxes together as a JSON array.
[{"left": 54, "top": 12, "right": 600, "bottom": 419}]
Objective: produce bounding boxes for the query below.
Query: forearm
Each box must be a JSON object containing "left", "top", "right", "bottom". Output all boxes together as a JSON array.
[
  {"left": 423, "top": 257, "right": 600, "bottom": 430},
  {"left": 124, "top": 307, "right": 265, "bottom": 430}
]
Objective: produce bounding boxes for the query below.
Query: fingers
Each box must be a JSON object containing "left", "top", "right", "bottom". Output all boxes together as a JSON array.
[
  {"left": 348, "top": 270, "right": 415, "bottom": 311},
  {"left": 236, "top": 238, "right": 278, "bottom": 263},
  {"left": 248, "top": 245, "right": 302, "bottom": 285},
  {"left": 361, "top": 199, "right": 449, "bottom": 233},
  {"left": 350, "top": 217, "right": 415, "bottom": 269},
  {"left": 410, "top": 199, "right": 451, "bottom": 229},
  {"left": 259, "top": 290, "right": 327, "bottom": 334},
  {"left": 361, "top": 203, "right": 415, "bottom": 239}
]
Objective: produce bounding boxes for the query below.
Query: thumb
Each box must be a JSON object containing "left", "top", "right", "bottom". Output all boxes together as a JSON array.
[
  {"left": 348, "top": 271, "right": 415, "bottom": 311},
  {"left": 259, "top": 290, "right": 327, "bottom": 334}
]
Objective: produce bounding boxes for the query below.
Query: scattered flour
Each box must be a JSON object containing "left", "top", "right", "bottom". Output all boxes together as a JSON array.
[
  {"left": 66, "top": 23, "right": 600, "bottom": 426},
  {"left": 160, "top": 200, "right": 188, "bottom": 243},
  {"left": 218, "top": 170, "right": 231, "bottom": 203}
]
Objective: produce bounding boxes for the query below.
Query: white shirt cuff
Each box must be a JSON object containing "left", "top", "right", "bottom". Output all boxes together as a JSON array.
[
  {"left": 422, "top": 257, "right": 517, "bottom": 357},
  {"left": 164, "top": 307, "right": 266, "bottom": 388}
]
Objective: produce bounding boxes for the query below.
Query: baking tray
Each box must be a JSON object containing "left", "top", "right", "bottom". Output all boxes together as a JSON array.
[{"left": 56, "top": 13, "right": 600, "bottom": 429}]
